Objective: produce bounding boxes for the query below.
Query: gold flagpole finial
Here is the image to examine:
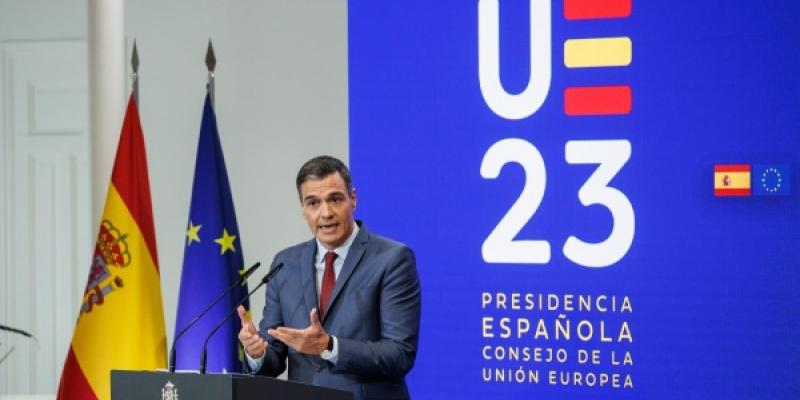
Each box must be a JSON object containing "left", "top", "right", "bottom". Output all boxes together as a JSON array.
[
  {"left": 205, "top": 39, "right": 216, "bottom": 73},
  {"left": 132, "top": 39, "right": 140, "bottom": 103},
  {"left": 131, "top": 39, "right": 140, "bottom": 74}
]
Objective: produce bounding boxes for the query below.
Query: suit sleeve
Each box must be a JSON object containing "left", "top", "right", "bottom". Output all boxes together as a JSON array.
[
  {"left": 253, "top": 262, "right": 288, "bottom": 376},
  {"left": 334, "top": 246, "right": 421, "bottom": 377}
]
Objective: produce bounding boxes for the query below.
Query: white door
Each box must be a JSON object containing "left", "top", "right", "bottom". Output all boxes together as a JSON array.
[{"left": 0, "top": 40, "right": 91, "bottom": 395}]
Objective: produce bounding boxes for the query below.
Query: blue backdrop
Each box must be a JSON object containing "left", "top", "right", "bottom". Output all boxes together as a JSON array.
[{"left": 349, "top": 1, "right": 799, "bottom": 398}]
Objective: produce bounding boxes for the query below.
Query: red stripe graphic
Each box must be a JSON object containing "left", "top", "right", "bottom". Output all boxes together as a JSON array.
[
  {"left": 565, "top": 0, "right": 632, "bottom": 20},
  {"left": 564, "top": 86, "right": 632, "bottom": 116},
  {"left": 110, "top": 95, "right": 160, "bottom": 272},
  {"left": 714, "top": 188, "right": 751, "bottom": 197},
  {"left": 714, "top": 164, "right": 750, "bottom": 172}
]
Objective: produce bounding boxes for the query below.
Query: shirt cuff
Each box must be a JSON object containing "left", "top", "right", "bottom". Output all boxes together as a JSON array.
[
  {"left": 320, "top": 335, "right": 339, "bottom": 363},
  {"left": 245, "top": 350, "right": 265, "bottom": 372}
]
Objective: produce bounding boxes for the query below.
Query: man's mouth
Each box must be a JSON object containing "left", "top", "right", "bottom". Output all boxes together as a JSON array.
[{"left": 319, "top": 222, "right": 339, "bottom": 233}]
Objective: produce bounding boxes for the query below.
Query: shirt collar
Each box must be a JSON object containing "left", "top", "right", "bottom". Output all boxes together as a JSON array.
[{"left": 315, "top": 222, "right": 360, "bottom": 263}]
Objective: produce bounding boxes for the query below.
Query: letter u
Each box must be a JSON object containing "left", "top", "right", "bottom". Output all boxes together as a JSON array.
[{"left": 478, "top": 0, "right": 552, "bottom": 120}]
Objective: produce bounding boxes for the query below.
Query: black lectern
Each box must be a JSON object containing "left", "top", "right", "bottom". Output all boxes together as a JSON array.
[{"left": 111, "top": 370, "right": 353, "bottom": 400}]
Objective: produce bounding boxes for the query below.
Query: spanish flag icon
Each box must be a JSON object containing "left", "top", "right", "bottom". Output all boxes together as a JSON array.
[{"left": 714, "top": 164, "right": 751, "bottom": 196}]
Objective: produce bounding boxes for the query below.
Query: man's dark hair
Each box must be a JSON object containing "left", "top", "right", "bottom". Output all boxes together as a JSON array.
[{"left": 296, "top": 155, "right": 354, "bottom": 198}]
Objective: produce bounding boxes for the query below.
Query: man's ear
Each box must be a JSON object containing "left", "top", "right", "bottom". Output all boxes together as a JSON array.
[{"left": 351, "top": 187, "right": 357, "bottom": 209}]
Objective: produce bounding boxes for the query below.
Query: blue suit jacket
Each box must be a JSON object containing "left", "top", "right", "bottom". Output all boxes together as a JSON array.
[{"left": 255, "top": 222, "right": 421, "bottom": 400}]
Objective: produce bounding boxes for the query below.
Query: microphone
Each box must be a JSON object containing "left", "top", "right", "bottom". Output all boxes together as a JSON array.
[
  {"left": 168, "top": 261, "right": 262, "bottom": 372},
  {"left": 0, "top": 324, "right": 33, "bottom": 339},
  {"left": 199, "top": 262, "right": 284, "bottom": 374}
]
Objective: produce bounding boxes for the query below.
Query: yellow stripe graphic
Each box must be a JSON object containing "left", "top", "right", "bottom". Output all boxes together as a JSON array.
[
  {"left": 71, "top": 184, "right": 166, "bottom": 400},
  {"left": 714, "top": 172, "right": 751, "bottom": 189},
  {"left": 564, "top": 37, "right": 632, "bottom": 68}
]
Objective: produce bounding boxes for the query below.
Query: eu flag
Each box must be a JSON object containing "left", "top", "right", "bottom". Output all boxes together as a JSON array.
[
  {"left": 752, "top": 164, "right": 791, "bottom": 196},
  {"left": 174, "top": 93, "right": 248, "bottom": 372}
]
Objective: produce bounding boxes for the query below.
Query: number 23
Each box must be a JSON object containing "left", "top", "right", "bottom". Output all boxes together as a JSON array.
[{"left": 480, "top": 138, "right": 634, "bottom": 268}]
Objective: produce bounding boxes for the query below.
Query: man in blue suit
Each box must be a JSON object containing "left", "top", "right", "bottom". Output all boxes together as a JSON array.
[{"left": 237, "top": 155, "right": 421, "bottom": 399}]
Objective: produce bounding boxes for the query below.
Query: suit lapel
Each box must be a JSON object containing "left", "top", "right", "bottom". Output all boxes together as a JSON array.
[
  {"left": 299, "top": 238, "right": 318, "bottom": 316},
  {"left": 321, "top": 225, "right": 369, "bottom": 324}
]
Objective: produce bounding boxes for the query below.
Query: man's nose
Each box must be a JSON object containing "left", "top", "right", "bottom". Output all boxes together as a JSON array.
[{"left": 320, "top": 201, "right": 334, "bottom": 217}]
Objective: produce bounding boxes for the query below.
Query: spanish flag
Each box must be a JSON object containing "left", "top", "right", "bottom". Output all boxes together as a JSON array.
[
  {"left": 714, "top": 164, "right": 751, "bottom": 197},
  {"left": 57, "top": 95, "right": 167, "bottom": 400}
]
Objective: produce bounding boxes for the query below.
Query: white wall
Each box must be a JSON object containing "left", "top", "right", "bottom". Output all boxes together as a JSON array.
[
  {"left": 0, "top": 0, "right": 90, "bottom": 395},
  {"left": 0, "top": 0, "right": 348, "bottom": 394},
  {"left": 0, "top": 0, "right": 86, "bottom": 40}
]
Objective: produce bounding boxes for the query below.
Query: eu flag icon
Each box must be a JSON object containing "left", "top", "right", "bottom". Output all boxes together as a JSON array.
[{"left": 752, "top": 164, "right": 790, "bottom": 196}]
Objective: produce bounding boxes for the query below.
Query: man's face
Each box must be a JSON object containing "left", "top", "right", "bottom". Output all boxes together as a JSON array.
[{"left": 299, "top": 172, "right": 357, "bottom": 250}]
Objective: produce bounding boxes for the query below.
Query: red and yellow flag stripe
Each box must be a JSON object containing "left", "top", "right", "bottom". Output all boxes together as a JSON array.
[
  {"left": 58, "top": 95, "right": 166, "bottom": 400},
  {"left": 714, "top": 164, "right": 751, "bottom": 196}
]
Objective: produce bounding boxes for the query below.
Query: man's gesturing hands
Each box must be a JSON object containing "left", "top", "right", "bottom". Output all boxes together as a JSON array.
[
  {"left": 238, "top": 306, "right": 331, "bottom": 357},
  {"left": 268, "top": 308, "right": 330, "bottom": 355},
  {"left": 238, "top": 305, "right": 267, "bottom": 358}
]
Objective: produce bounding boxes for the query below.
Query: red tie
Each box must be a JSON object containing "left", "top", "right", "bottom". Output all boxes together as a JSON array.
[{"left": 319, "top": 251, "right": 337, "bottom": 319}]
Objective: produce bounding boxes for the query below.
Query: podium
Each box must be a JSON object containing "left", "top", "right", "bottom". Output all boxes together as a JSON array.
[{"left": 111, "top": 370, "right": 353, "bottom": 400}]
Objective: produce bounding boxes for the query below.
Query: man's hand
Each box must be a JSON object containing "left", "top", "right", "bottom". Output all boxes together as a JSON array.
[
  {"left": 237, "top": 305, "right": 267, "bottom": 358},
  {"left": 268, "top": 308, "right": 330, "bottom": 355}
]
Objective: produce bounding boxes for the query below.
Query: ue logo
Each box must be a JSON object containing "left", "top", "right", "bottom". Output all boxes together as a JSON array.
[
  {"left": 478, "top": 0, "right": 633, "bottom": 119},
  {"left": 477, "top": 0, "right": 635, "bottom": 268}
]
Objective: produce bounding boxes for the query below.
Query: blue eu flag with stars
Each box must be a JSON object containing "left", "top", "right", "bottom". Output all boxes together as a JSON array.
[
  {"left": 753, "top": 164, "right": 791, "bottom": 196},
  {"left": 174, "top": 93, "right": 248, "bottom": 372}
]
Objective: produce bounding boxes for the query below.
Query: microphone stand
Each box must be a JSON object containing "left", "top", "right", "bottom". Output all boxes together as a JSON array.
[
  {"left": 0, "top": 345, "right": 14, "bottom": 366},
  {"left": 199, "top": 263, "right": 284, "bottom": 374},
  {"left": 169, "top": 261, "right": 261, "bottom": 372},
  {"left": 0, "top": 324, "right": 37, "bottom": 366}
]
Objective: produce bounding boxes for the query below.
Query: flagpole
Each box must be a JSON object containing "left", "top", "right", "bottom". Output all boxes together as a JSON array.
[
  {"left": 132, "top": 39, "right": 140, "bottom": 105},
  {"left": 173, "top": 40, "right": 251, "bottom": 372},
  {"left": 206, "top": 39, "right": 216, "bottom": 109}
]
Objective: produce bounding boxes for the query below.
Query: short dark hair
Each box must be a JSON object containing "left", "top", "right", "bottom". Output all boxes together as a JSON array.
[{"left": 296, "top": 155, "right": 354, "bottom": 198}]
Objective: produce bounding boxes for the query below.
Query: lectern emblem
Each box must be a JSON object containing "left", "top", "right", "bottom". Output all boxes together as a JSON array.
[{"left": 162, "top": 380, "right": 179, "bottom": 400}]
